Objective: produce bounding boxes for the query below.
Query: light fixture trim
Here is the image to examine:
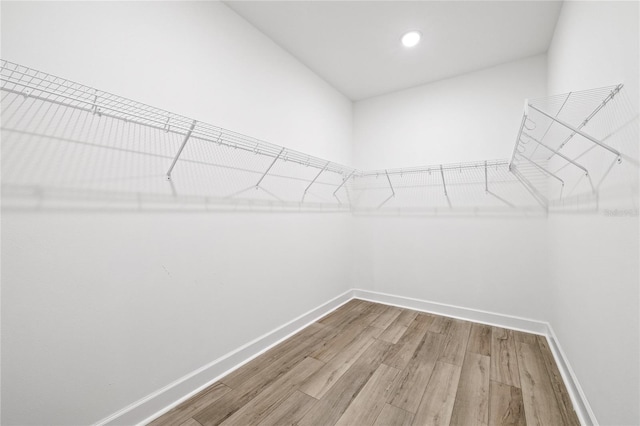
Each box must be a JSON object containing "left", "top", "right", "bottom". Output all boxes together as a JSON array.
[{"left": 401, "top": 30, "right": 422, "bottom": 48}]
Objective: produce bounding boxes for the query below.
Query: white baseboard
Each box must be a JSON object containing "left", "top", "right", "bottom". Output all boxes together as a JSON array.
[
  {"left": 94, "top": 289, "right": 354, "bottom": 426},
  {"left": 544, "top": 324, "right": 598, "bottom": 426},
  {"left": 96, "top": 288, "right": 595, "bottom": 426},
  {"left": 352, "top": 289, "right": 549, "bottom": 335}
]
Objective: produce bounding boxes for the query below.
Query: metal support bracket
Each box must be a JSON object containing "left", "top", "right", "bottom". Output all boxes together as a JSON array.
[
  {"left": 377, "top": 170, "right": 396, "bottom": 210},
  {"left": 333, "top": 171, "right": 354, "bottom": 204},
  {"left": 522, "top": 132, "right": 589, "bottom": 176},
  {"left": 484, "top": 161, "right": 488, "bottom": 193},
  {"left": 440, "top": 164, "right": 447, "bottom": 196},
  {"left": 510, "top": 165, "right": 548, "bottom": 212},
  {"left": 440, "top": 164, "right": 452, "bottom": 208},
  {"left": 516, "top": 153, "right": 565, "bottom": 186},
  {"left": 528, "top": 104, "right": 622, "bottom": 162},
  {"left": 510, "top": 114, "right": 528, "bottom": 166},
  {"left": 385, "top": 169, "right": 395, "bottom": 197},
  {"left": 91, "top": 90, "right": 99, "bottom": 115},
  {"left": 166, "top": 119, "right": 197, "bottom": 180},
  {"left": 302, "top": 161, "right": 329, "bottom": 201},
  {"left": 256, "top": 147, "right": 285, "bottom": 188}
]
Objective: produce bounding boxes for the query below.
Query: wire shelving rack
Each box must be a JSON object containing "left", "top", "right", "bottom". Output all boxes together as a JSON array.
[{"left": 1, "top": 59, "right": 633, "bottom": 213}]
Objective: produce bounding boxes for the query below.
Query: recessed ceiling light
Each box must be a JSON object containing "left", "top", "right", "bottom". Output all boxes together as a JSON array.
[{"left": 401, "top": 31, "right": 422, "bottom": 48}]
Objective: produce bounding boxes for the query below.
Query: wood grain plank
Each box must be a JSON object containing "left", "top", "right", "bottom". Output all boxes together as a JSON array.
[
  {"left": 319, "top": 300, "right": 367, "bottom": 327},
  {"left": 377, "top": 308, "right": 419, "bottom": 342},
  {"left": 335, "top": 364, "right": 400, "bottom": 426},
  {"left": 297, "top": 339, "right": 392, "bottom": 426},
  {"left": 311, "top": 323, "right": 381, "bottom": 363},
  {"left": 255, "top": 390, "right": 317, "bottom": 426},
  {"left": 395, "top": 310, "right": 420, "bottom": 327},
  {"left": 194, "top": 330, "right": 331, "bottom": 425},
  {"left": 412, "top": 361, "right": 462, "bottom": 426},
  {"left": 427, "top": 315, "right": 453, "bottom": 334},
  {"left": 378, "top": 323, "right": 408, "bottom": 344},
  {"left": 450, "top": 352, "right": 490, "bottom": 426},
  {"left": 148, "top": 382, "right": 231, "bottom": 426},
  {"left": 373, "top": 404, "right": 414, "bottom": 426},
  {"left": 370, "top": 306, "right": 402, "bottom": 330},
  {"left": 348, "top": 306, "right": 387, "bottom": 330},
  {"left": 516, "top": 341, "right": 564, "bottom": 426},
  {"left": 468, "top": 323, "right": 492, "bottom": 356},
  {"left": 513, "top": 331, "right": 538, "bottom": 345},
  {"left": 219, "top": 357, "right": 324, "bottom": 426},
  {"left": 438, "top": 319, "right": 472, "bottom": 366},
  {"left": 179, "top": 419, "right": 203, "bottom": 426},
  {"left": 491, "top": 328, "right": 521, "bottom": 388},
  {"left": 387, "top": 331, "right": 445, "bottom": 413},
  {"left": 220, "top": 322, "right": 331, "bottom": 389},
  {"left": 299, "top": 327, "right": 379, "bottom": 399},
  {"left": 153, "top": 303, "right": 579, "bottom": 426},
  {"left": 383, "top": 314, "right": 432, "bottom": 370},
  {"left": 489, "top": 381, "right": 526, "bottom": 426},
  {"left": 536, "top": 335, "right": 580, "bottom": 426}
]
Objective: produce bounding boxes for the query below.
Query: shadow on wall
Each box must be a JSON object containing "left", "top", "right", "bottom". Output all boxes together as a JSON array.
[{"left": 1, "top": 62, "right": 637, "bottom": 217}]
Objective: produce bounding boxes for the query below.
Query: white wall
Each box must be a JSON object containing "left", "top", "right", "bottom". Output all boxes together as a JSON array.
[
  {"left": 1, "top": 2, "right": 353, "bottom": 425},
  {"left": 0, "top": 1, "right": 352, "bottom": 164},
  {"left": 351, "top": 56, "right": 551, "bottom": 324},
  {"left": 353, "top": 54, "right": 547, "bottom": 169},
  {"left": 546, "top": 2, "right": 639, "bottom": 425},
  {"left": 3, "top": 2, "right": 638, "bottom": 426},
  {"left": 353, "top": 216, "right": 550, "bottom": 321}
]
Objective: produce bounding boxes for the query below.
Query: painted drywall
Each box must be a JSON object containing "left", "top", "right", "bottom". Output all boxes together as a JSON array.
[
  {"left": 0, "top": 2, "right": 353, "bottom": 425},
  {"left": 546, "top": 2, "right": 639, "bottom": 425},
  {"left": 352, "top": 215, "right": 551, "bottom": 321},
  {"left": 353, "top": 54, "right": 547, "bottom": 169},
  {"left": 0, "top": 1, "right": 352, "bottom": 164},
  {"left": 351, "top": 56, "right": 551, "bottom": 324}
]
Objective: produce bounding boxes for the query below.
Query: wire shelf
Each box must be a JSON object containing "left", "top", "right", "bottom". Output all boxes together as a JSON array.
[
  {"left": 510, "top": 84, "right": 637, "bottom": 210},
  {"left": 1, "top": 59, "right": 634, "bottom": 213},
  {"left": 0, "top": 59, "right": 357, "bottom": 177}
]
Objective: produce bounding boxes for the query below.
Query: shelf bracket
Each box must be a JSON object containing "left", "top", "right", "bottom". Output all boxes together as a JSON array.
[
  {"left": 256, "top": 147, "right": 285, "bottom": 188},
  {"left": 510, "top": 165, "right": 548, "bottom": 211},
  {"left": 484, "top": 161, "right": 488, "bottom": 193},
  {"left": 385, "top": 169, "right": 395, "bottom": 197},
  {"left": 516, "top": 153, "right": 565, "bottom": 187},
  {"left": 528, "top": 104, "right": 622, "bottom": 162},
  {"left": 302, "top": 161, "right": 329, "bottom": 202},
  {"left": 377, "top": 170, "right": 395, "bottom": 210},
  {"left": 333, "top": 171, "right": 354, "bottom": 204},
  {"left": 510, "top": 112, "right": 528, "bottom": 167},
  {"left": 166, "top": 119, "right": 197, "bottom": 180},
  {"left": 523, "top": 132, "right": 589, "bottom": 176},
  {"left": 440, "top": 164, "right": 452, "bottom": 208},
  {"left": 440, "top": 164, "right": 448, "bottom": 196},
  {"left": 91, "top": 90, "right": 99, "bottom": 115}
]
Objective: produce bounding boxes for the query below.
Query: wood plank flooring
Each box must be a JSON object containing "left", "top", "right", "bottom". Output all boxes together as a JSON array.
[{"left": 149, "top": 300, "right": 580, "bottom": 426}]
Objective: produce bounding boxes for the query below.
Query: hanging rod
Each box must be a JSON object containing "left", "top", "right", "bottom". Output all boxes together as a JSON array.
[
  {"left": 521, "top": 132, "right": 589, "bottom": 176},
  {"left": 515, "top": 153, "right": 565, "bottom": 187},
  {"left": 527, "top": 104, "right": 622, "bottom": 161},
  {"left": 546, "top": 84, "right": 622, "bottom": 158}
]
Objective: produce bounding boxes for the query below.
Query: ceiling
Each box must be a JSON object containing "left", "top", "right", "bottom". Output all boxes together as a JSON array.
[{"left": 225, "top": 1, "right": 563, "bottom": 101}]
